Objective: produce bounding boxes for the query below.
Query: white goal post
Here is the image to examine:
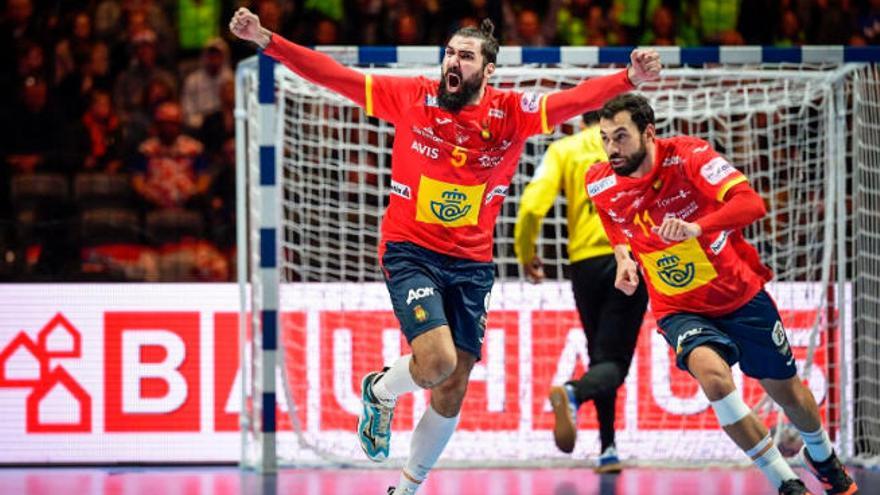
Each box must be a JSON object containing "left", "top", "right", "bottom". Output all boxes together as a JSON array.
[{"left": 235, "top": 46, "right": 880, "bottom": 472}]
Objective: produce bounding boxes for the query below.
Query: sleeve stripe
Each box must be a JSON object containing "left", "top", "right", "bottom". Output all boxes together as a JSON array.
[
  {"left": 365, "top": 74, "right": 374, "bottom": 117},
  {"left": 716, "top": 175, "right": 748, "bottom": 201},
  {"left": 540, "top": 94, "right": 551, "bottom": 134}
]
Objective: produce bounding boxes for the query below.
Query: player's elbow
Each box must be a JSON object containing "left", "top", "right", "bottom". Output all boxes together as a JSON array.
[{"left": 750, "top": 192, "right": 767, "bottom": 220}]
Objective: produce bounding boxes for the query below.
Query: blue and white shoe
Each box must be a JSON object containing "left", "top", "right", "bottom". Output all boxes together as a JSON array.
[
  {"left": 595, "top": 445, "right": 623, "bottom": 474},
  {"left": 549, "top": 384, "right": 578, "bottom": 453},
  {"left": 357, "top": 370, "right": 395, "bottom": 462}
]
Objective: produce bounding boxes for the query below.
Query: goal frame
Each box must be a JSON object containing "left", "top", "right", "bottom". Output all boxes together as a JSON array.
[{"left": 235, "top": 45, "right": 880, "bottom": 473}]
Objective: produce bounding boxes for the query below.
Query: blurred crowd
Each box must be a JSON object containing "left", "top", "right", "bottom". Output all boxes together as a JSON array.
[{"left": 0, "top": 0, "right": 876, "bottom": 282}]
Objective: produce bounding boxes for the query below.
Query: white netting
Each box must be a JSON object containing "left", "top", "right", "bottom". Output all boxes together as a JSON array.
[
  {"left": 239, "top": 60, "right": 880, "bottom": 468},
  {"left": 853, "top": 64, "right": 880, "bottom": 466}
]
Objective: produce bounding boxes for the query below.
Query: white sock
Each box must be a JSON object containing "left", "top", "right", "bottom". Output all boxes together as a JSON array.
[
  {"left": 798, "top": 427, "right": 834, "bottom": 463},
  {"left": 391, "top": 473, "right": 421, "bottom": 495},
  {"left": 373, "top": 355, "right": 421, "bottom": 403},
  {"left": 401, "top": 404, "right": 460, "bottom": 488},
  {"left": 753, "top": 443, "right": 799, "bottom": 488}
]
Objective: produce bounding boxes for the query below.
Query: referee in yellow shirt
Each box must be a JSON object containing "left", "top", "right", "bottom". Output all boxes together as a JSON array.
[{"left": 514, "top": 112, "right": 648, "bottom": 473}]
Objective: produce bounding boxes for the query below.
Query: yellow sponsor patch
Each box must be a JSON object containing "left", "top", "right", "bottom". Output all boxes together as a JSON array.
[
  {"left": 416, "top": 176, "right": 485, "bottom": 227},
  {"left": 640, "top": 238, "right": 717, "bottom": 296}
]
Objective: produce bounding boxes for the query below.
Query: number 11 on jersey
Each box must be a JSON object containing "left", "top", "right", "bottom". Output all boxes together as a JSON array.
[{"left": 633, "top": 210, "right": 657, "bottom": 237}]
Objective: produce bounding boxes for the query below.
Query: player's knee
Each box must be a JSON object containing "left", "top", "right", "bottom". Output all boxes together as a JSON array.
[
  {"left": 414, "top": 349, "right": 457, "bottom": 388},
  {"left": 696, "top": 368, "right": 736, "bottom": 401},
  {"left": 688, "top": 351, "right": 735, "bottom": 401}
]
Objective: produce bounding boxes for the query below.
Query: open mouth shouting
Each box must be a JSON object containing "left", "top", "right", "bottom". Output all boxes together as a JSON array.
[{"left": 445, "top": 70, "right": 462, "bottom": 91}]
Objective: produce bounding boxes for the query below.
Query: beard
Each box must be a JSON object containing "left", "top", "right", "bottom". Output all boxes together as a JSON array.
[
  {"left": 438, "top": 67, "right": 484, "bottom": 113},
  {"left": 609, "top": 136, "right": 648, "bottom": 176}
]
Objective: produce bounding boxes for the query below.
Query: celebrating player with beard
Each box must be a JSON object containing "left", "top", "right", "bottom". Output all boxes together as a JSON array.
[
  {"left": 587, "top": 93, "right": 858, "bottom": 495},
  {"left": 230, "top": 8, "right": 661, "bottom": 495}
]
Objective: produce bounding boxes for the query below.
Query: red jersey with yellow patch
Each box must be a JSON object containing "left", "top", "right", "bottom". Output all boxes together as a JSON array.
[
  {"left": 367, "top": 75, "right": 550, "bottom": 262},
  {"left": 586, "top": 136, "right": 773, "bottom": 319}
]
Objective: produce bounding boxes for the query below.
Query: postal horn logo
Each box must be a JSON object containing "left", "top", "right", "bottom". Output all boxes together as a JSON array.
[
  {"left": 656, "top": 254, "right": 696, "bottom": 288},
  {"left": 430, "top": 189, "right": 471, "bottom": 223}
]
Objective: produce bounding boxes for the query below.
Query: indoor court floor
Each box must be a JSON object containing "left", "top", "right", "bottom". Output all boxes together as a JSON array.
[{"left": 0, "top": 465, "right": 877, "bottom": 495}]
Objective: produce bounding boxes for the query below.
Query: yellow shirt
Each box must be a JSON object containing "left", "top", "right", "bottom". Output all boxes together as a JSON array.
[{"left": 514, "top": 125, "right": 614, "bottom": 264}]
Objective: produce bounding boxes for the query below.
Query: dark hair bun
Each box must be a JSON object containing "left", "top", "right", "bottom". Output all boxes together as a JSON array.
[{"left": 480, "top": 18, "right": 495, "bottom": 38}]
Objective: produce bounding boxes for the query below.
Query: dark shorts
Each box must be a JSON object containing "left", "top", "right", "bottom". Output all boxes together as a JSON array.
[
  {"left": 657, "top": 290, "right": 797, "bottom": 380},
  {"left": 381, "top": 242, "right": 494, "bottom": 360}
]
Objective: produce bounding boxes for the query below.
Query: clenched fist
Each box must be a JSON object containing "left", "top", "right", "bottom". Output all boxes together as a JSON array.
[
  {"left": 627, "top": 49, "right": 662, "bottom": 86},
  {"left": 229, "top": 7, "right": 271, "bottom": 49}
]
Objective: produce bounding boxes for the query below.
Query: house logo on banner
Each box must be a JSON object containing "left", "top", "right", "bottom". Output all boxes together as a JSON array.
[{"left": 0, "top": 313, "right": 91, "bottom": 432}]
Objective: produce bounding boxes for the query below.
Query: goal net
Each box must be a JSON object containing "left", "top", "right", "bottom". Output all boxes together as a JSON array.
[{"left": 236, "top": 48, "right": 880, "bottom": 470}]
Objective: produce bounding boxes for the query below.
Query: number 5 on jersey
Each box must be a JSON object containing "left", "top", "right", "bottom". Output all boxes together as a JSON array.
[{"left": 451, "top": 146, "right": 467, "bottom": 167}]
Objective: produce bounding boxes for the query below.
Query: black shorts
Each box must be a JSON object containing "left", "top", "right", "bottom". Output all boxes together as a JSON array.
[
  {"left": 570, "top": 254, "right": 648, "bottom": 368},
  {"left": 657, "top": 290, "right": 797, "bottom": 380},
  {"left": 381, "top": 242, "right": 494, "bottom": 360}
]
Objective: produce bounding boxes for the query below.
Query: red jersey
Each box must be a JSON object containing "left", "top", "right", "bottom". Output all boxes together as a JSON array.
[
  {"left": 369, "top": 76, "right": 549, "bottom": 261},
  {"left": 264, "top": 35, "right": 634, "bottom": 262},
  {"left": 586, "top": 136, "right": 773, "bottom": 319}
]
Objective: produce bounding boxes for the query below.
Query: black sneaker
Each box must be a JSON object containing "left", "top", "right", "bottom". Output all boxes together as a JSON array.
[
  {"left": 386, "top": 487, "right": 395, "bottom": 495},
  {"left": 800, "top": 447, "right": 859, "bottom": 494},
  {"left": 778, "top": 479, "right": 812, "bottom": 495}
]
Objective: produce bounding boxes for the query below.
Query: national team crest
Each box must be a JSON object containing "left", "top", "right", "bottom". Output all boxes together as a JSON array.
[{"left": 413, "top": 305, "right": 428, "bottom": 322}]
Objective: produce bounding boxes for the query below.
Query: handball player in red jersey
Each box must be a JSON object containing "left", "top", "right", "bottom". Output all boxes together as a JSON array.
[
  {"left": 586, "top": 93, "right": 858, "bottom": 495},
  {"left": 231, "top": 8, "right": 660, "bottom": 493}
]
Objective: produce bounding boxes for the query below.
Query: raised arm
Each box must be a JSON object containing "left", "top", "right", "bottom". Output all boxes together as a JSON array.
[
  {"left": 229, "top": 7, "right": 366, "bottom": 107},
  {"left": 544, "top": 49, "right": 662, "bottom": 126}
]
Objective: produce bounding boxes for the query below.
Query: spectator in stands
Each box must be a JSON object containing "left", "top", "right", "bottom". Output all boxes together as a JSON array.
[
  {"left": 178, "top": 0, "right": 222, "bottom": 53},
  {"left": 205, "top": 135, "right": 236, "bottom": 250},
  {"left": 181, "top": 38, "right": 233, "bottom": 130},
  {"left": 57, "top": 41, "right": 113, "bottom": 121},
  {"left": 555, "top": 0, "right": 586, "bottom": 45},
  {"left": 503, "top": 5, "right": 559, "bottom": 46},
  {"left": 806, "top": 0, "right": 856, "bottom": 44},
  {"left": 92, "top": 0, "right": 123, "bottom": 42},
  {"left": 53, "top": 11, "right": 93, "bottom": 87},
  {"left": 859, "top": 0, "right": 880, "bottom": 44},
  {"left": 113, "top": 29, "right": 177, "bottom": 122},
  {"left": 611, "top": 0, "right": 653, "bottom": 44},
  {"left": 313, "top": 17, "right": 342, "bottom": 45},
  {"left": 123, "top": 1, "right": 176, "bottom": 66},
  {"left": 121, "top": 75, "right": 177, "bottom": 161},
  {"left": 640, "top": 5, "right": 686, "bottom": 46},
  {"left": 583, "top": 4, "right": 611, "bottom": 47},
  {"left": 392, "top": 12, "right": 420, "bottom": 45},
  {"left": 1, "top": 76, "right": 69, "bottom": 175},
  {"left": 131, "top": 102, "right": 210, "bottom": 210},
  {"left": 346, "top": 0, "right": 382, "bottom": 44},
  {"left": 0, "top": 0, "right": 41, "bottom": 71},
  {"left": 697, "top": 0, "right": 742, "bottom": 44},
  {"left": 200, "top": 79, "right": 235, "bottom": 161},
  {"left": 774, "top": 9, "right": 804, "bottom": 46},
  {"left": 75, "top": 89, "right": 123, "bottom": 173},
  {"left": 15, "top": 40, "right": 48, "bottom": 81},
  {"left": 255, "top": 0, "right": 285, "bottom": 33}
]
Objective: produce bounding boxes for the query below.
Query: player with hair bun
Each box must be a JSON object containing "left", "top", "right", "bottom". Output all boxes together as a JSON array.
[{"left": 230, "top": 8, "right": 661, "bottom": 494}]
